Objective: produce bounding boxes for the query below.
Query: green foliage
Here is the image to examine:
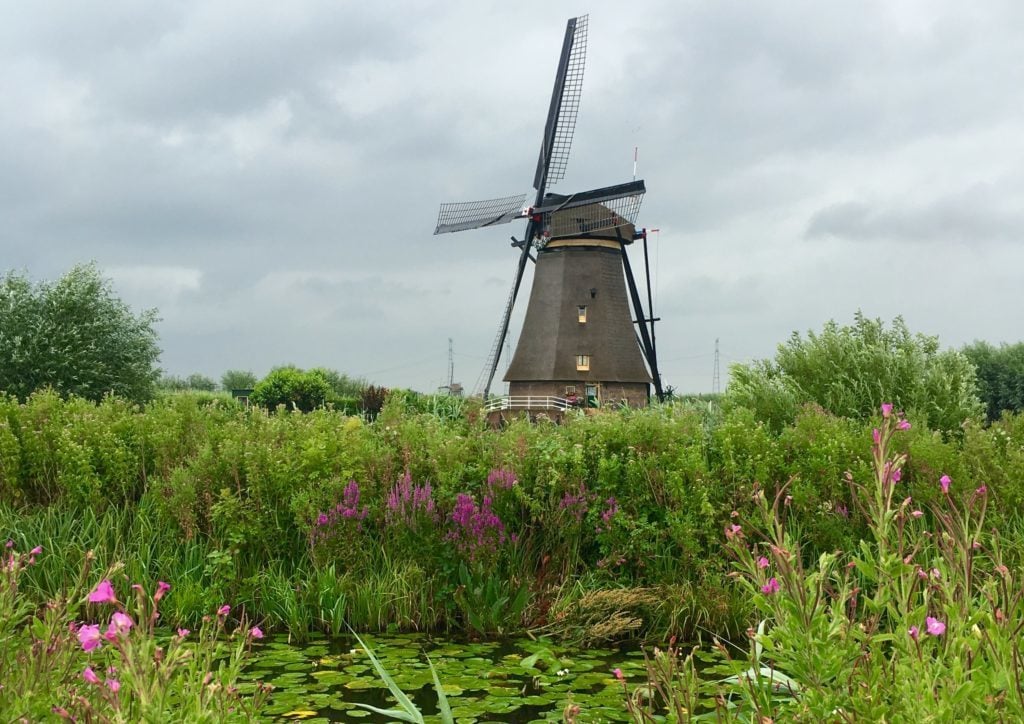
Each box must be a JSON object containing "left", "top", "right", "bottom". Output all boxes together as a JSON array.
[
  {"left": 309, "top": 367, "right": 366, "bottom": 399},
  {"left": 962, "top": 340, "right": 1024, "bottom": 421},
  {"left": 726, "top": 312, "right": 983, "bottom": 432},
  {"left": 220, "top": 369, "right": 257, "bottom": 391},
  {"left": 250, "top": 366, "right": 332, "bottom": 412},
  {"left": 159, "top": 373, "right": 217, "bottom": 392},
  {"left": 0, "top": 264, "right": 160, "bottom": 404},
  {"left": 4, "top": 388, "right": 1024, "bottom": 648},
  {"left": 629, "top": 408, "right": 1024, "bottom": 721},
  {"left": 0, "top": 546, "right": 269, "bottom": 721}
]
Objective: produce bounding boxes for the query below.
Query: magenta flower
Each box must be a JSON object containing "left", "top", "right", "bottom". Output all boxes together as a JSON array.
[
  {"left": 176, "top": 628, "right": 190, "bottom": 638},
  {"left": 757, "top": 556, "right": 770, "bottom": 569},
  {"left": 975, "top": 485, "right": 987, "bottom": 496},
  {"left": 881, "top": 403, "right": 893, "bottom": 418},
  {"left": 250, "top": 626, "right": 264, "bottom": 640},
  {"left": 926, "top": 617, "right": 946, "bottom": 636},
  {"left": 897, "top": 420, "right": 911, "bottom": 431},
  {"left": 217, "top": 604, "right": 231, "bottom": 617},
  {"left": 761, "top": 577, "right": 780, "bottom": 595},
  {"left": 105, "top": 612, "right": 134, "bottom": 640},
  {"left": 82, "top": 667, "right": 100, "bottom": 685},
  {"left": 892, "top": 469, "right": 902, "bottom": 483},
  {"left": 612, "top": 668, "right": 625, "bottom": 681},
  {"left": 30, "top": 545, "right": 42, "bottom": 555},
  {"left": 911, "top": 510, "right": 924, "bottom": 518},
  {"left": 77, "top": 624, "right": 102, "bottom": 652},
  {"left": 872, "top": 428, "right": 881, "bottom": 445},
  {"left": 88, "top": 579, "right": 117, "bottom": 604},
  {"left": 106, "top": 678, "right": 121, "bottom": 693},
  {"left": 908, "top": 626, "right": 919, "bottom": 641},
  {"left": 940, "top": 475, "right": 951, "bottom": 494},
  {"left": 155, "top": 581, "right": 171, "bottom": 601}
]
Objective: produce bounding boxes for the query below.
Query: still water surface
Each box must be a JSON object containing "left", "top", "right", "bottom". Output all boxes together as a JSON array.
[{"left": 242, "top": 633, "right": 648, "bottom": 722}]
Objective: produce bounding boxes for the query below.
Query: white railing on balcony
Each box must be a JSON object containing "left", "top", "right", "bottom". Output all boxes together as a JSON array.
[{"left": 483, "top": 395, "right": 574, "bottom": 413}]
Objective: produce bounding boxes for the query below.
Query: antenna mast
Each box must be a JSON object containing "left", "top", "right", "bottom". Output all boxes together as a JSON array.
[
  {"left": 447, "top": 338, "right": 454, "bottom": 388},
  {"left": 713, "top": 338, "right": 721, "bottom": 394}
]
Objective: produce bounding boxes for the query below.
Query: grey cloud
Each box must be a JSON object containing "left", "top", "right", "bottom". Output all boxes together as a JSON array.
[{"left": 806, "top": 184, "right": 1024, "bottom": 244}]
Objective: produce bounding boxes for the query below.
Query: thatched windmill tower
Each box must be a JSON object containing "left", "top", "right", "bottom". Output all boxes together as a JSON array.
[{"left": 434, "top": 16, "right": 663, "bottom": 415}]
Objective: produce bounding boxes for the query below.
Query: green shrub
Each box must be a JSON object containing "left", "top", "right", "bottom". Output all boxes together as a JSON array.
[
  {"left": 962, "top": 340, "right": 1024, "bottom": 421},
  {"left": 250, "top": 367, "right": 332, "bottom": 412},
  {"left": 726, "top": 312, "right": 983, "bottom": 432}
]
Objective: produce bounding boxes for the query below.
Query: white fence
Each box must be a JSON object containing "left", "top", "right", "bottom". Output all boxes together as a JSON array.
[{"left": 483, "top": 395, "right": 573, "bottom": 413}]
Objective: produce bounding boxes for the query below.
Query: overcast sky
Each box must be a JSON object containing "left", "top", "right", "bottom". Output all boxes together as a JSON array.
[{"left": 3, "top": 1, "right": 1023, "bottom": 393}]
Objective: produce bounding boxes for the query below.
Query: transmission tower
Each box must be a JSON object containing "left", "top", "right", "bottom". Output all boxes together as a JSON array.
[
  {"left": 447, "top": 338, "right": 454, "bottom": 388},
  {"left": 712, "top": 338, "right": 721, "bottom": 394}
]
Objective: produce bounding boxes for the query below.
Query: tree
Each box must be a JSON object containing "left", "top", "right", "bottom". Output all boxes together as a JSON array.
[
  {"left": 962, "top": 341, "right": 1024, "bottom": 421},
  {"left": 249, "top": 367, "right": 332, "bottom": 412},
  {"left": 0, "top": 264, "right": 161, "bottom": 404},
  {"left": 221, "top": 369, "right": 257, "bottom": 391},
  {"left": 725, "top": 313, "right": 982, "bottom": 432}
]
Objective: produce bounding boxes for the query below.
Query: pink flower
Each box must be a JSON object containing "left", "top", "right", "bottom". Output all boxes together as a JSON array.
[
  {"left": 105, "top": 612, "right": 134, "bottom": 640},
  {"left": 940, "top": 475, "right": 951, "bottom": 494},
  {"left": 881, "top": 403, "right": 893, "bottom": 418},
  {"left": 757, "top": 556, "right": 770, "bottom": 569},
  {"left": 30, "top": 545, "right": 42, "bottom": 555},
  {"left": 761, "top": 577, "right": 780, "bottom": 595},
  {"left": 908, "top": 626, "right": 919, "bottom": 641},
  {"left": 88, "top": 579, "right": 117, "bottom": 604},
  {"left": 250, "top": 626, "right": 264, "bottom": 639},
  {"left": 926, "top": 617, "right": 946, "bottom": 636},
  {"left": 82, "top": 667, "right": 100, "bottom": 685},
  {"left": 975, "top": 485, "right": 987, "bottom": 496},
  {"left": 897, "top": 420, "right": 911, "bottom": 431},
  {"left": 106, "top": 678, "right": 121, "bottom": 693},
  {"left": 217, "top": 604, "right": 231, "bottom": 617},
  {"left": 911, "top": 510, "right": 924, "bottom": 518},
  {"left": 892, "top": 469, "right": 902, "bottom": 483},
  {"left": 77, "top": 624, "right": 102, "bottom": 652},
  {"left": 612, "top": 668, "right": 625, "bottom": 681},
  {"left": 872, "top": 428, "right": 881, "bottom": 445},
  {"left": 155, "top": 581, "right": 171, "bottom": 601},
  {"left": 176, "top": 628, "right": 190, "bottom": 638}
]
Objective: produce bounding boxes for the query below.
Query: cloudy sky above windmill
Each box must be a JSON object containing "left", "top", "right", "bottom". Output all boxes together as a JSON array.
[{"left": 3, "top": 0, "right": 1023, "bottom": 394}]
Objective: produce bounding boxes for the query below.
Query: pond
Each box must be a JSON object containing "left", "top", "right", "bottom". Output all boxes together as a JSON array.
[{"left": 241, "top": 633, "right": 649, "bottom": 722}]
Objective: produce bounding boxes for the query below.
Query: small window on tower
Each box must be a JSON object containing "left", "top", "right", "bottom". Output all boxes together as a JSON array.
[
  {"left": 576, "top": 355, "right": 590, "bottom": 371},
  {"left": 577, "top": 305, "right": 587, "bottom": 323}
]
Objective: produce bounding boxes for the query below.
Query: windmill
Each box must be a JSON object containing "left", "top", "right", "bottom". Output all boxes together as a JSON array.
[{"left": 434, "top": 15, "right": 664, "bottom": 410}]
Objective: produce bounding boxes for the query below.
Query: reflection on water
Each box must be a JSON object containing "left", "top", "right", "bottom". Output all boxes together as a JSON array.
[{"left": 241, "top": 633, "right": 647, "bottom": 722}]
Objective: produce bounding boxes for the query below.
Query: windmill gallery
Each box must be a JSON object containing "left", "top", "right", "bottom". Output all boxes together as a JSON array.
[{"left": 434, "top": 15, "right": 664, "bottom": 419}]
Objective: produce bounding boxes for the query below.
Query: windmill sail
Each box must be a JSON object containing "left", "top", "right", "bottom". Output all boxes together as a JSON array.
[
  {"left": 534, "top": 15, "right": 588, "bottom": 191},
  {"left": 434, "top": 193, "right": 528, "bottom": 235}
]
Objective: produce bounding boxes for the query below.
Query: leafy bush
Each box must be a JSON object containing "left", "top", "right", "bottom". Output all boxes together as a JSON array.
[
  {"left": 726, "top": 312, "right": 983, "bottom": 432},
  {"left": 220, "top": 369, "right": 257, "bottom": 391},
  {"left": 962, "top": 340, "right": 1024, "bottom": 421},
  {"left": 250, "top": 367, "right": 332, "bottom": 412},
  {"left": 0, "top": 264, "right": 160, "bottom": 404}
]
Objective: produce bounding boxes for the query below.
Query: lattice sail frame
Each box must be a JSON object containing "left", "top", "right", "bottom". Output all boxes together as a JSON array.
[
  {"left": 541, "top": 192, "right": 645, "bottom": 242},
  {"left": 535, "top": 14, "right": 588, "bottom": 190},
  {"left": 434, "top": 193, "right": 528, "bottom": 235}
]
